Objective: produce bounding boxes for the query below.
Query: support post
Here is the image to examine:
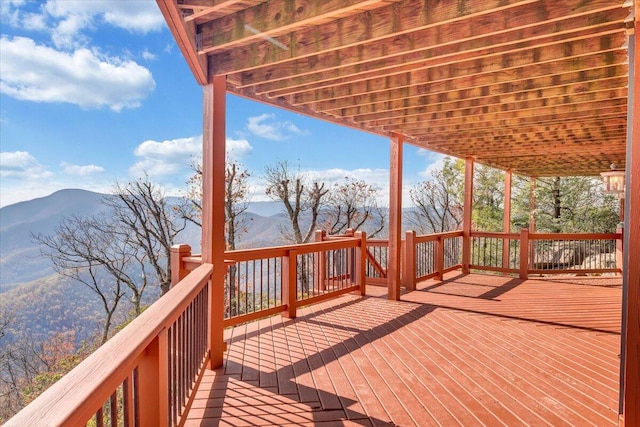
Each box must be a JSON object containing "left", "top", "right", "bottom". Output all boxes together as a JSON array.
[
  {"left": 170, "top": 244, "right": 192, "bottom": 287},
  {"left": 462, "top": 157, "right": 474, "bottom": 273},
  {"left": 282, "top": 250, "right": 298, "bottom": 319},
  {"left": 617, "top": 226, "right": 624, "bottom": 275},
  {"left": 620, "top": 20, "right": 640, "bottom": 427},
  {"left": 315, "top": 230, "right": 327, "bottom": 290},
  {"left": 402, "top": 230, "right": 416, "bottom": 290},
  {"left": 519, "top": 228, "right": 529, "bottom": 280},
  {"left": 202, "top": 76, "right": 226, "bottom": 369},
  {"left": 137, "top": 330, "right": 169, "bottom": 427},
  {"left": 355, "top": 231, "right": 367, "bottom": 296},
  {"left": 435, "top": 235, "right": 445, "bottom": 281},
  {"left": 388, "top": 133, "right": 403, "bottom": 300},
  {"left": 503, "top": 169, "right": 512, "bottom": 269}
]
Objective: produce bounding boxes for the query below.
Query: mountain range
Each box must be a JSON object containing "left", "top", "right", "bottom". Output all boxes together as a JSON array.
[{"left": 0, "top": 189, "right": 290, "bottom": 345}]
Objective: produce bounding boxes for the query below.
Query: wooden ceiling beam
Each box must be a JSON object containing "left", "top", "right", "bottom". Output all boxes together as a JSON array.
[
  {"left": 199, "top": 0, "right": 396, "bottom": 54},
  {"left": 407, "top": 119, "right": 626, "bottom": 141},
  {"left": 352, "top": 90, "right": 627, "bottom": 124},
  {"left": 257, "top": 31, "right": 625, "bottom": 98},
  {"left": 377, "top": 104, "right": 627, "bottom": 134},
  {"left": 206, "top": 0, "right": 540, "bottom": 73},
  {"left": 327, "top": 78, "right": 627, "bottom": 119},
  {"left": 295, "top": 63, "right": 626, "bottom": 108},
  {"left": 238, "top": 7, "right": 625, "bottom": 89}
]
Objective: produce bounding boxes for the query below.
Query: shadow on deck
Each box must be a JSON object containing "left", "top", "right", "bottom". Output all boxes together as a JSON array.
[{"left": 185, "top": 273, "right": 622, "bottom": 426}]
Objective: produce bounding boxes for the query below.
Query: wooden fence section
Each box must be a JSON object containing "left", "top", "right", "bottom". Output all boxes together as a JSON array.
[
  {"left": 173, "top": 234, "right": 368, "bottom": 328},
  {"left": 7, "top": 264, "right": 214, "bottom": 427},
  {"left": 404, "top": 229, "right": 623, "bottom": 283}
]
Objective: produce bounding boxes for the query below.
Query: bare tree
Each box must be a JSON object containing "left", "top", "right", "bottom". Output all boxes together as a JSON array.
[
  {"left": 185, "top": 158, "right": 251, "bottom": 251},
  {"left": 326, "top": 177, "right": 385, "bottom": 237},
  {"left": 264, "top": 161, "right": 328, "bottom": 244},
  {"left": 409, "top": 158, "right": 464, "bottom": 233},
  {"left": 105, "top": 178, "right": 189, "bottom": 295},
  {"left": 33, "top": 214, "right": 127, "bottom": 343}
]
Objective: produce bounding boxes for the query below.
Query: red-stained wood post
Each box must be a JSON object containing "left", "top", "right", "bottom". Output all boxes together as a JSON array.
[
  {"left": 621, "top": 20, "right": 640, "bottom": 427},
  {"left": 137, "top": 330, "right": 169, "bottom": 427},
  {"left": 388, "top": 133, "right": 403, "bottom": 300},
  {"left": 202, "top": 76, "right": 226, "bottom": 369},
  {"left": 170, "top": 244, "right": 192, "bottom": 287},
  {"left": 519, "top": 228, "right": 529, "bottom": 280},
  {"left": 315, "top": 230, "right": 327, "bottom": 290},
  {"left": 462, "top": 157, "right": 474, "bottom": 274},
  {"left": 355, "top": 231, "right": 367, "bottom": 296},
  {"left": 503, "top": 169, "right": 512, "bottom": 269},
  {"left": 435, "top": 235, "right": 445, "bottom": 281},
  {"left": 282, "top": 249, "right": 298, "bottom": 319},
  {"left": 617, "top": 226, "right": 624, "bottom": 275},
  {"left": 402, "top": 230, "right": 416, "bottom": 290}
]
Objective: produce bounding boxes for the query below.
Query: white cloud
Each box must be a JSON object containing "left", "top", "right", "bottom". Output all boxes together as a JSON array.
[
  {"left": 227, "top": 138, "right": 252, "bottom": 161},
  {"left": 130, "top": 136, "right": 201, "bottom": 178},
  {"left": 417, "top": 149, "right": 446, "bottom": 178},
  {"left": 130, "top": 135, "right": 255, "bottom": 178},
  {"left": 246, "top": 113, "right": 310, "bottom": 141},
  {"left": 61, "top": 162, "right": 104, "bottom": 176},
  {"left": 0, "top": 36, "right": 155, "bottom": 111},
  {"left": 141, "top": 49, "right": 156, "bottom": 61},
  {"left": 0, "top": 151, "right": 53, "bottom": 179}
]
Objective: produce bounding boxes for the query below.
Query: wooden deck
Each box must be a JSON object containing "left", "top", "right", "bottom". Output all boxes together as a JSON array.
[{"left": 185, "top": 273, "right": 622, "bottom": 426}]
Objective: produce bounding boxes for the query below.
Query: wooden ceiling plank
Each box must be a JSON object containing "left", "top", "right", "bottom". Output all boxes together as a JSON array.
[
  {"left": 257, "top": 31, "right": 626, "bottom": 98},
  {"left": 199, "top": 0, "right": 399, "bottom": 54},
  {"left": 404, "top": 118, "right": 626, "bottom": 139},
  {"left": 351, "top": 89, "right": 627, "bottom": 124},
  {"left": 238, "top": 7, "right": 625, "bottom": 90},
  {"left": 208, "top": 0, "right": 621, "bottom": 76},
  {"left": 376, "top": 104, "right": 627, "bottom": 132},
  {"left": 297, "top": 63, "right": 627, "bottom": 108},
  {"left": 327, "top": 77, "right": 628, "bottom": 119}
]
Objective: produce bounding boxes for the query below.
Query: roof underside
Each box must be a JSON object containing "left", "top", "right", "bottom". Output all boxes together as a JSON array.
[{"left": 159, "top": 0, "right": 631, "bottom": 177}]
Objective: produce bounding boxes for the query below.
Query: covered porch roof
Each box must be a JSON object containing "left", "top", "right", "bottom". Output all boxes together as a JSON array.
[{"left": 158, "top": 0, "right": 632, "bottom": 177}]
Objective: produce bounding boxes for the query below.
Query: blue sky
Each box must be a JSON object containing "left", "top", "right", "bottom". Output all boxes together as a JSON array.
[{"left": 0, "top": 0, "right": 443, "bottom": 208}]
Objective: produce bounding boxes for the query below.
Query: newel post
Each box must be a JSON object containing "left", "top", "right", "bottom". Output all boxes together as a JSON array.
[
  {"left": 435, "top": 235, "right": 445, "bottom": 281},
  {"left": 315, "top": 230, "right": 327, "bottom": 290},
  {"left": 170, "top": 244, "right": 192, "bottom": 287},
  {"left": 402, "top": 231, "right": 416, "bottom": 291},
  {"left": 355, "top": 231, "right": 367, "bottom": 296},
  {"left": 617, "top": 225, "right": 624, "bottom": 275},
  {"left": 519, "top": 228, "right": 529, "bottom": 280},
  {"left": 137, "top": 329, "right": 169, "bottom": 427},
  {"left": 282, "top": 249, "right": 298, "bottom": 319}
]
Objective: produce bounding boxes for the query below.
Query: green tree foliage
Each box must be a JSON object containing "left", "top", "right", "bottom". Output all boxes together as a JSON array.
[{"left": 410, "top": 158, "right": 620, "bottom": 234}]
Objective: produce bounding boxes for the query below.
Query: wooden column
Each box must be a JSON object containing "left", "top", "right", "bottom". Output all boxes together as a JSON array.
[
  {"left": 388, "top": 133, "right": 403, "bottom": 301},
  {"left": 621, "top": 21, "right": 640, "bottom": 427},
  {"left": 529, "top": 177, "right": 537, "bottom": 232},
  {"left": 202, "top": 76, "right": 226, "bottom": 369},
  {"left": 502, "top": 169, "right": 512, "bottom": 269},
  {"left": 462, "top": 157, "right": 474, "bottom": 274}
]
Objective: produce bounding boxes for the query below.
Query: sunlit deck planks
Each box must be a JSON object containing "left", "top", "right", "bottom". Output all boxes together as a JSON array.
[{"left": 185, "top": 273, "right": 622, "bottom": 426}]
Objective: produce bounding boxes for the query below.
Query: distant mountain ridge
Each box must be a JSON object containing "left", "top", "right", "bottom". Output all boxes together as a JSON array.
[{"left": 0, "top": 189, "right": 291, "bottom": 288}]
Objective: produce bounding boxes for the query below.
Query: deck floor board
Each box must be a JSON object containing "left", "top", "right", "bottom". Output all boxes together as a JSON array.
[{"left": 186, "top": 273, "right": 621, "bottom": 426}]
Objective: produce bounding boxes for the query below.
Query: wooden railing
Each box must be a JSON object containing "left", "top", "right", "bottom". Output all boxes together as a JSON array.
[
  {"left": 403, "top": 231, "right": 463, "bottom": 290},
  {"left": 6, "top": 263, "right": 214, "bottom": 427},
  {"left": 173, "top": 234, "right": 367, "bottom": 327},
  {"left": 403, "top": 229, "right": 623, "bottom": 283}
]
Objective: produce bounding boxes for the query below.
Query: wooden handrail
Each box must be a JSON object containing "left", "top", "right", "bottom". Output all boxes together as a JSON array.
[{"left": 6, "top": 263, "right": 214, "bottom": 427}]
